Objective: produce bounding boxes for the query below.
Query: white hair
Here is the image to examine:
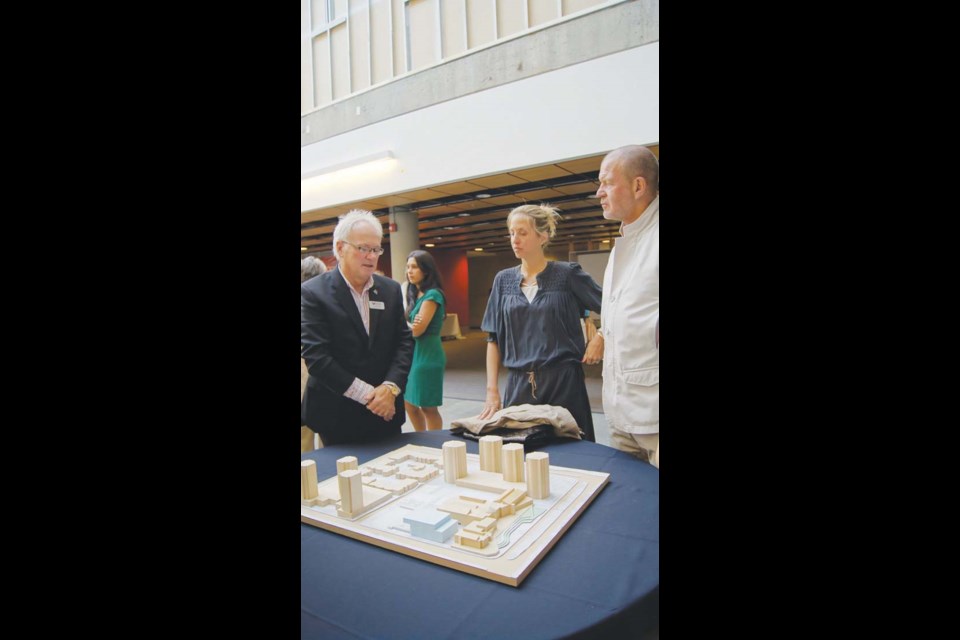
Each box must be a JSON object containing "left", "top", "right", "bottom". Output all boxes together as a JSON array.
[
  {"left": 301, "top": 255, "right": 327, "bottom": 282},
  {"left": 332, "top": 209, "right": 383, "bottom": 261}
]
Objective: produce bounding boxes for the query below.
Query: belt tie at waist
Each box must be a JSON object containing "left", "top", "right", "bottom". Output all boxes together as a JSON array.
[{"left": 526, "top": 370, "right": 538, "bottom": 399}]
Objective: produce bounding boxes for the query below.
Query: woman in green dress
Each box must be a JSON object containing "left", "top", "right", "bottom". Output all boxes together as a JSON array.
[{"left": 403, "top": 250, "right": 447, "bottom": 431}]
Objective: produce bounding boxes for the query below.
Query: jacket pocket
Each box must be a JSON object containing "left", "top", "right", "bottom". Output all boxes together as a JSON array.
[{"left": 623, "top": 367, "right": 659, "bottom": 387}]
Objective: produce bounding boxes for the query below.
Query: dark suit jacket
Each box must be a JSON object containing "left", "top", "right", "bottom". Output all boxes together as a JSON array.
[{"left": 301, "top": 270, "right": 414, "bottom": 445}]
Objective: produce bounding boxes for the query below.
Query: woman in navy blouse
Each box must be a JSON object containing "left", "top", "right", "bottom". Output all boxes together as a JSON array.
[{"left": 479, "top": 204, "right": 604, "bottom": 441}]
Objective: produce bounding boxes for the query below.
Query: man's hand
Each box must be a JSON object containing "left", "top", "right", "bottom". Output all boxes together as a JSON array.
[{"left": 365, "top": 385, "right": 397, "bottom": 421}]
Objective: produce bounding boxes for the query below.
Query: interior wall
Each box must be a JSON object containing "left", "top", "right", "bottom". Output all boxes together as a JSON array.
[
  {"left": 302, "top": 42, "right": 659, "bottom": 212},
  {"left": 441, "top": 0, "right": 467, "bottom": 58},
  {"left": 432, "top": 249, "right": 470, "bottom": 327},
  {"left": 529, "top": 0, "right": 560, "bottom": 27},
  {"left": 467, "top": 254, "right": 517, "bottom": 329},
  {"left": 349, "top": 0, "right": 372, "bottom": 93},
  {"left": 370, "top": 0, "right": 393, "bottom": 84},
  {"left": 571, "top": 249, "right": 610, "bottom": 326},
  {"left": 407, "top": 0, "right": 437, "bottom": 72}
]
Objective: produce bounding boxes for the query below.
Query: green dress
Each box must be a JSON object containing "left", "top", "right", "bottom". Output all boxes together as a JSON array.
[{"left": 405, "top": 288, "right": 446, "bottom": 407}]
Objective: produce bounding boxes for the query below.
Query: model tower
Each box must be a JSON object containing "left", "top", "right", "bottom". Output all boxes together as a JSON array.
[
  {"left": 479, "top": 435, "right": 503, "bottom": 472},
  {"left": 525, "top": 452, "right": 550, "bottom": 499},
  {"left": 442, "top": 440, "right": 467, "bottom": 483},
  {"left": 502, "top": 443, "right": 525, "bottom": 482}
]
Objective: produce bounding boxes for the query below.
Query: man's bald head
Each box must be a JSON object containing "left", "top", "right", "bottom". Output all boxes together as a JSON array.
[
  {"left": 606, "top": 145, "right": 658, "bottom": 193},
  {"left": 597, "top": 145, "right": 659, "bottom": 225}
]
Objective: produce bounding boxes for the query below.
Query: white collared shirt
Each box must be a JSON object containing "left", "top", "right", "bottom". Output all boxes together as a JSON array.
[
  {"left": 338, "top": 267, "right": 374, "bottom": 334},
  {"left": 337, "top": 267, "right": 378, "bottom": 403}
]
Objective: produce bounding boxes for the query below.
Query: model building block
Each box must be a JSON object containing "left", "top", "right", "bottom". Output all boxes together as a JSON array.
[
  {"left": 336, "top": 456, "right": 359, "bottom": 473},
  {"left": 365, "top": 476, "right": 418, "bottom": 494},
  {"left": 479, "top": 435, "right": 503, "bottom": 472},
  {"left": 403, "top": 509, "right": 459, "bottom": 543},
  {"left": 301, "top": 460, "right": 320, "bottom": 506},
  {"left": 442, "top": 440, "right": 467, "bottom": 483},
  {"left": 439, "top": 495, "right": 502, "bottom": 522},
  {"left": 337, "top": 469, "right": 363, "bottom": 516},
  {"left": 370, "top": 463, "right": 398, "bottom": 476},
  {"left": 455, "top": 514, "right": 497, "bottom": 547},
  {"left": 454, "top": 470, "right": 517, "bottom": 494},
  {"left": 301, "top": 442, "right": 610, "bottom": 587},
  {"left": 525, "top": 452, "right": 550, "bottom": 499},
  {"left": 454, "top": 527, "right": 493, "bottom": 548},
  {"left": 497, "top": 488, "right": 533, "bottom": 514},
  {"left": 436, "top": 497, "right": 478, "bottom": 524},
  {"left": 397, "top": 465, "right": 439, "bottom": 482},
  {"left": 502, "top": 443, "right": 525, "bottom": 482}
]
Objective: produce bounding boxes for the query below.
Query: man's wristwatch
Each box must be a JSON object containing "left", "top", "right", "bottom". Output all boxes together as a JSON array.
[{"left": 383, "top": 382, "right": 401, "bottom": 397}]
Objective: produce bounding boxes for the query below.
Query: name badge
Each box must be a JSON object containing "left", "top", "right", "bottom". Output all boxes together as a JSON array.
[{"left": 369, "top": 300, "right": 385, "bottom": 310}]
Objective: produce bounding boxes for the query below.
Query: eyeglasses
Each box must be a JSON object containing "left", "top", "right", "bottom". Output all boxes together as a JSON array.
[{"left": 343, "top": 241, "right": 384, "bottom": 256}]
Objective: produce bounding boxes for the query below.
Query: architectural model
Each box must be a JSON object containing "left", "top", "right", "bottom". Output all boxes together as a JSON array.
[{"left": 300, "top": 436, "right": 609, "bottom": 586}]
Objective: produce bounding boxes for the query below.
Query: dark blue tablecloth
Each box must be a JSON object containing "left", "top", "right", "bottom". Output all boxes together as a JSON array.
[{"left": 301, "top": 431, "right": 659, "bottom": 639}]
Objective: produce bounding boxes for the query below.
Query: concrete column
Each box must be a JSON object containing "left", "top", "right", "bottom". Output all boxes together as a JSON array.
[{"left": 389, "top": 206, "right": 419, "bottom": 282}]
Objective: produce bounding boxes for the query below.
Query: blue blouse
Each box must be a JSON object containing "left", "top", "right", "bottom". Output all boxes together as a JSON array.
[{"left": 481, "top": 261, "right": 602, "bottom": 370}]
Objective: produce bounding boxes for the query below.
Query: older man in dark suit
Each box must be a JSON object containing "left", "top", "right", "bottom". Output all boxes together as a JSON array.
[{"left": 301, "top": 209, "right": 414, "bottom": 446}]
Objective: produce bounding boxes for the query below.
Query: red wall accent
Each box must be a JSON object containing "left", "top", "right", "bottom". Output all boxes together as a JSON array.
[{"left": 432, "top": 250, "right": 470, "bottom": 328}]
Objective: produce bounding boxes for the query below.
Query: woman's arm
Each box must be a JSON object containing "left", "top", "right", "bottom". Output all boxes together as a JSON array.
[
  {"left": 569, "top": 263, "right": 603, "bottom": 314},
  {"left": 582, "top": 317, "right": 604, "bottom": 364},
  {"left": 478, "top": 340, "right": 502, "bottom": 419},
  {"left": 410, "top": 299, "right": 438, "bottom": 338}
]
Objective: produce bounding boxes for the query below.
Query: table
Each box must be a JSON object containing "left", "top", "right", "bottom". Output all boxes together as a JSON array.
[
  {"left": 301, "top": 431, "right": 659, "bottom": 639},
  {"left": 440, "top": 313, "right": 462, "bottom": 340}
]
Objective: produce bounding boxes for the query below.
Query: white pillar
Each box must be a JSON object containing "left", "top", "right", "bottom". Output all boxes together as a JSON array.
[{"left": 389, "top": 206, "right": 419, "bottom": 282}]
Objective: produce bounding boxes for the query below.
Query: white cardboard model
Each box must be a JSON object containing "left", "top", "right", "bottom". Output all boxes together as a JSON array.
[{"left": 300, "top": 439, "right": 609, "bottom": 586}]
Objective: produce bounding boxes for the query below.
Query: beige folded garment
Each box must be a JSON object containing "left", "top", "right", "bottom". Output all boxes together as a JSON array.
[{"left": 450, "top": 404, "right": 581, "bottom": 440}]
